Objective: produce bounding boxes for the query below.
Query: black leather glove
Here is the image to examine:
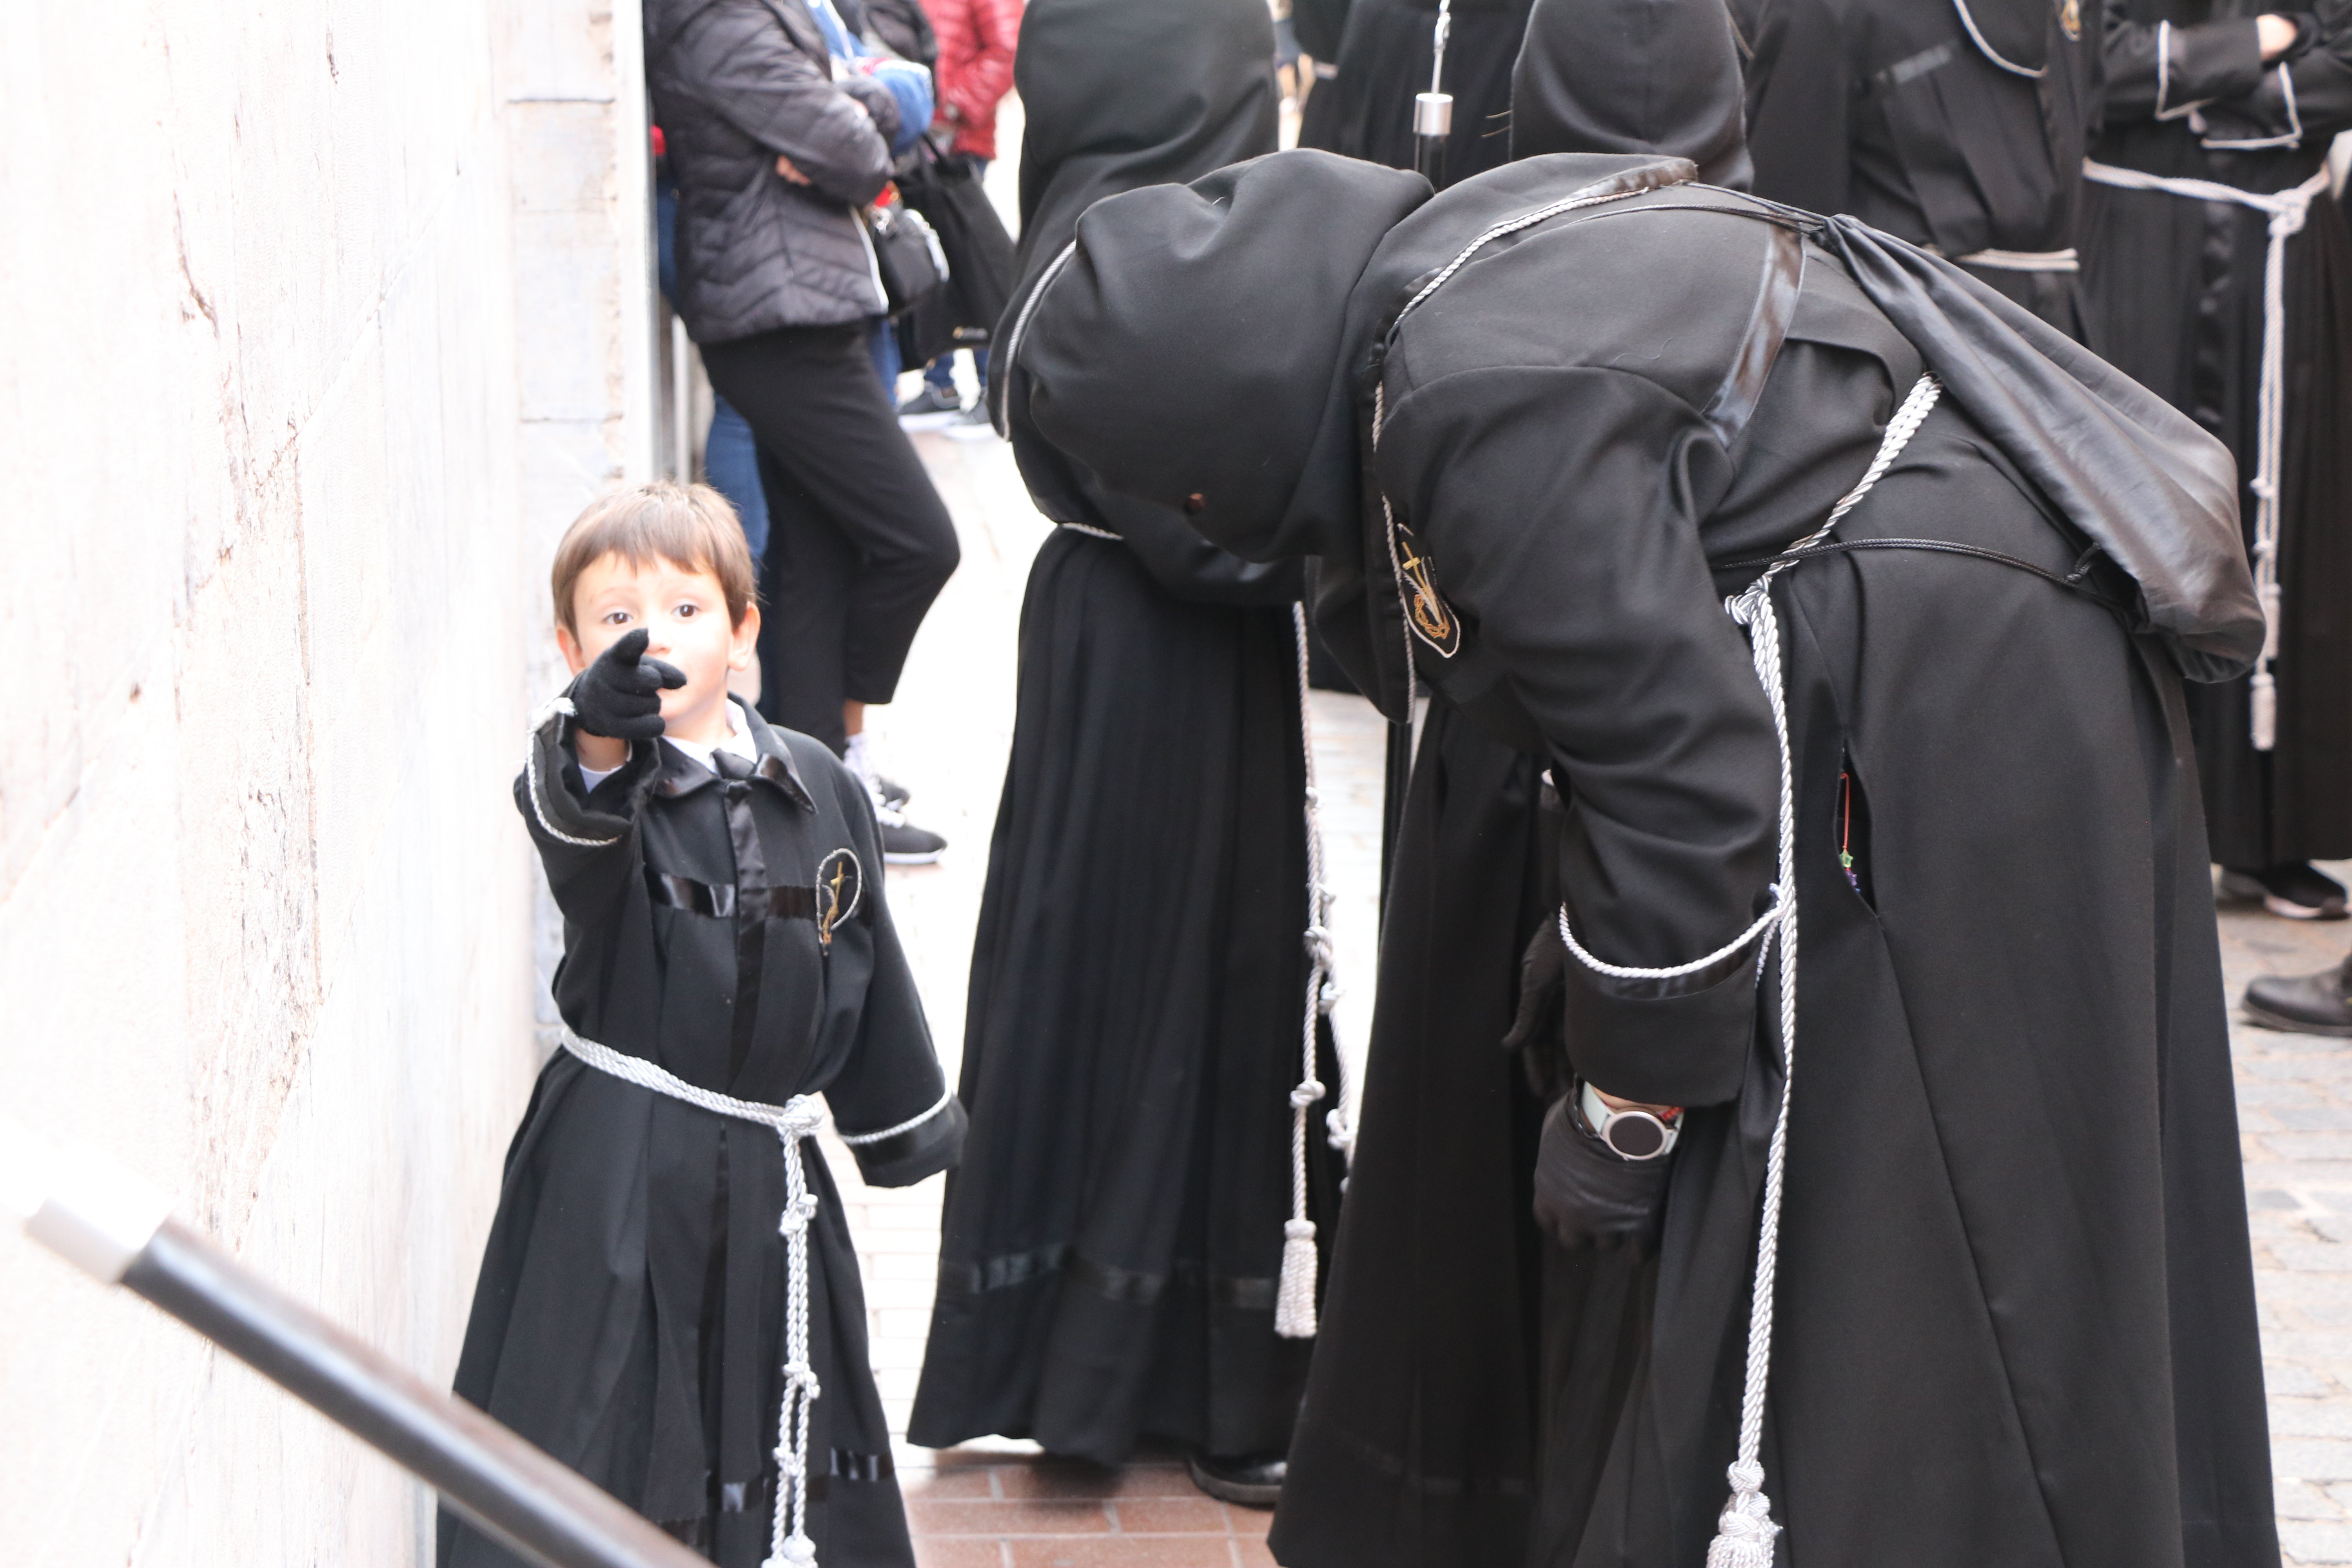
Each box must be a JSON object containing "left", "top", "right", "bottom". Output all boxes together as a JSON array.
[
  {"left": 569, "top": 628, "right": 686, "bottom": 742},
  {"left": 1531, "top": 1095, "right": 1672, "bottom": 1255}
]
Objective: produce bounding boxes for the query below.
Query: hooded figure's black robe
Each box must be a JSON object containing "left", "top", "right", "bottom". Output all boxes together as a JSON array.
[
  {"left": 2082, "top": 0, "right": 2352, "bottom": 870},
  {"left": 1001, "top": 140, "right": 2277, "bottom": 1567},
  {"left": 905, "top": 0, "right": 1345, "bottom": 1467},
  {"left": 1297, "top": 0, "right": 1535, "bottom": 187},
  {"left": 1732, "top": 0, "right": 2104, "bottom": 337},
  {"left": 1223, "top": 5, "right": 1765, "bottom": 1559},
  {"left": 444, "top": 700, "right": 964, "bottom": 1568}
]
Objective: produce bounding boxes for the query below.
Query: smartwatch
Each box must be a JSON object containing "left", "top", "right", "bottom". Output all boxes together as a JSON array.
[{"left": 1575, "top": 1080, "right": 1683, "bottom": 1161}]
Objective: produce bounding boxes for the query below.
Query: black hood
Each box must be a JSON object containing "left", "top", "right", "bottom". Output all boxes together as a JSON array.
[
  {"left": 985, "top": 0, "right": 1281, "bottom": 501},
  {"left": 1013, "top": 150, "right": 2257, "bottom": 708},
  {"left": 1003, "top": 0, "right": 1278, "bottom": 284},
  {"left": 1509, "top": 0, "right": 1753, "bottom": 188}
]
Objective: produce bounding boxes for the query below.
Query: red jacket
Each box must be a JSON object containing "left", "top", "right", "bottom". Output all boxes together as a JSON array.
[{"left": 925, "top": 0, "right": 1020, "bottom": 160}]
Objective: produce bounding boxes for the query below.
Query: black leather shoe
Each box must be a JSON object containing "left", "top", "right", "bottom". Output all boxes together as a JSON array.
[
  {"left": 2245, "top": 957, "right": 2352, "bottom": 1036},
  {"left": 1187, "top": 1451, "right": 1285, "bottom": 1508}
]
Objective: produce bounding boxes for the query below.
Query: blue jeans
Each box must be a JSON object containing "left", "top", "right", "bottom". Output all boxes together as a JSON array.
[{"left": 702, "top": 399, "right": 769, "bottom": 565}]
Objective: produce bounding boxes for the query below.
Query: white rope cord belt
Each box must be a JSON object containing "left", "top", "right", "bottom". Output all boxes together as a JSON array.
[
  {"left": 559, "top": 1027, "right": 828, "bottom": 1568},
  {"left": 1949, "top": 246, "right": 2078, "bottom": 272},
  {"left": 2084, "top": 158, "right": 2332, "bottom": 749},
  {"left": 1276, "top": 603, "right": 1347, "bottom": 1338},
  {"left": 1554, "top": 375, "right": 1942, "bottom": 1568}
]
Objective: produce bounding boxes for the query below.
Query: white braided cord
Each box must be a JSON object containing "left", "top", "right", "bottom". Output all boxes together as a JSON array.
[
  {"left": 1277, "top": 602, "right": 1342, "bottom": 1337},
  {"left": 557, "top": 1027, "right": 827, "bottom": 1568},
  {"left": 834, "top": 1088, "right": 954, "bottom": 1146},
  {"left": 2083, "top": 160, "right": 2329, "bottom": 749}
]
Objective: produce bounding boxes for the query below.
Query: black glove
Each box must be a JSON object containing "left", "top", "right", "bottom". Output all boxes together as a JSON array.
[
  {"left": 1531, "top": 1095, "right": 1672, "bottom": 1255},
  {"left": 1502, "top": 916, "right": 1573, "bottom": 1103},
  {"left": 569, "top": 628, "right": 686, "bottom": 742}
]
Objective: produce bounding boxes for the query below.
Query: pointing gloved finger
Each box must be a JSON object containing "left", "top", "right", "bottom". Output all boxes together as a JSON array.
[
  {"left": 608, "top": 626, "right": 651, "bottom": 664},
  {"left": 642, "top": 656, "right": 689, "bottom": 691}
]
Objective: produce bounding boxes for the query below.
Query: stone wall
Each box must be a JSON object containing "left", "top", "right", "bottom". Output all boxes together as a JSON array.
[{"left": 0, "top": 0, "right": 650, "bottom": 1559}]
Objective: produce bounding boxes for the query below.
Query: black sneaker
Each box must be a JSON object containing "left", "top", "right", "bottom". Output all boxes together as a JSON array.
[
  {"left": 2245, "top": 957, "right": 2352, "bottom": 1036},
  {"left": 877, "top": 803, "right": 946, "bottom": 865},
  {"left": 872, "top": 773, "right": 912, "bottom": 811},
  {"left": 1186, "top": 1451, "right": 1285, "bottom": 1509},
  {"left": 2219, "top": 863, "right": 2350, "bottom": 921},
  {"left": 896, "top": 385, "right": 964, "bottom": 430}
]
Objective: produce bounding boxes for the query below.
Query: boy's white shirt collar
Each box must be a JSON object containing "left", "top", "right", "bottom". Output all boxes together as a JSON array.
[{"left": 579, "top": 698, "right": 757, "bottom": 792}]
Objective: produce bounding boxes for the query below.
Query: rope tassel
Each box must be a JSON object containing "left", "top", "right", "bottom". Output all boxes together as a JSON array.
[
  {"left": 1279, "top": 604, "right": 1339, "bottom": 1340},
  {"left": 1704, "top": 1463, "right": 1781, "bottom": 1568}
]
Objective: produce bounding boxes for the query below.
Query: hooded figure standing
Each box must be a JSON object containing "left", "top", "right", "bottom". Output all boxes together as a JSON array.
[
  {"left": 1730, "top": 0, "right": 2104, "bottom": 338},
  {"left": 904, "top": 0, "right": 1346, "bottom": 1501},
  {"left": 1257, "top": 5, "right": 1762, "bottom": 1562},
  {"left": 1298, "top": 0, "right": 1536, "bottom": 188},
  {"left": 2080, "top": 2, "right": 2352, "bottom": 920},
  {"left": 997, "top": 22, "right": 2279, "bottom": 1568}
]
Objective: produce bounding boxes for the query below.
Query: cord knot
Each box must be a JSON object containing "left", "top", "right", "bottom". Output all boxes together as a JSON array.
[
  {"left": 778, "top": 1194, "right": 819, "bottom": 1235},
  {"left": 765, "top": 1532, "right": 817, "bottom": 1568},
  {"left": 1290, "top": 1080, "right": 1326, "bottom": 1110}
]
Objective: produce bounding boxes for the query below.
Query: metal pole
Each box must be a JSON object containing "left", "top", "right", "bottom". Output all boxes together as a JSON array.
[
  {"left": 1414, "top": 0, "right": 1454, "bottom": 189},
  {"left": 671, "top": 313, "right": 693, "bottom": 483},
  {"left": 8, "top": 1123, "right": 706, "bottom": 1568}
]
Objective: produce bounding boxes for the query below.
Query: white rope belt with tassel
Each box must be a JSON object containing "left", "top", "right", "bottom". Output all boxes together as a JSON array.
[
  {"left": 1276, "top": 603, "right": 1347, "bottom": 1338},
  {"left": 2083, "top": 158, "right": 2331, "bottom": 750},
  {"left": 558, "top": 1026, "right": 828, "bottom": 1568},
  {"left": 1557, "top": 374, "right": 1943, "bottom": 1566}
]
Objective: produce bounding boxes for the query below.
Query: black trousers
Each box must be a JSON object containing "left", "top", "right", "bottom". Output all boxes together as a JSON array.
[{"left": 701, "top": 321, "right": 960, "bottom": 753}]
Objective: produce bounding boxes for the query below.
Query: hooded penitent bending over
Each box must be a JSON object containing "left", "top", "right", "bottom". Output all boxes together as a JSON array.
[
  {"left": 1268, "top": 2, "right": 1762, "bottom": 1561},
  {"left": 905, "top": 0, "right": 1345, "bottom": 1502},
  {"left": 996, "top": 89, "right": 2278, "bottom": 1568}
]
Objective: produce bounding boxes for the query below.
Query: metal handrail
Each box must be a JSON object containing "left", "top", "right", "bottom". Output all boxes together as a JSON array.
[{"left": 7, "top": 1120, "right": 706, "bottom": 1568}]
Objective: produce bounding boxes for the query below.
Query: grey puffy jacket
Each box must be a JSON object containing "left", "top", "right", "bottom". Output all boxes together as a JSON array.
[{"left": 648, "top": 0, "right": 902, "bottom": 341}]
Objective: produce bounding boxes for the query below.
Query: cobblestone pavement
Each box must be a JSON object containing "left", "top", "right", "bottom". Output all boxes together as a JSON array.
[{"left": 828, "top": 346, "right": 2352, "bottom": 1566}]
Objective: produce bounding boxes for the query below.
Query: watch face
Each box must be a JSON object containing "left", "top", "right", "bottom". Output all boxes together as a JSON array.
[{"left": 1606, "top": 1112, "right": 1670, "bottom": 1160}]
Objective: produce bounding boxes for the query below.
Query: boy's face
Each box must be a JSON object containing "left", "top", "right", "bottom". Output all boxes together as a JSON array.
[{"left": 557, "top": 552, "right": 760, "bottom": 746}]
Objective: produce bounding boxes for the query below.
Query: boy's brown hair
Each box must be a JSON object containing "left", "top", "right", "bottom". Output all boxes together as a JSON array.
[{"left": 552, "top": 481, "right": 758, "bottom": 634}]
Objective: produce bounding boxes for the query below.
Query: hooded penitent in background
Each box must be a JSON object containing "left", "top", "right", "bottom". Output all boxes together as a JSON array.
[
  {"left": 906, "top": 0, "right": 1345, "bottom": 1498},
  {"left": 1730, "top": 0, "right": 2102, "bottom": 338},
  {"left": 2082, "top": 1, "right": 2352, "bottom": 920},
  {"left": 1272, "top": 3, "right": 1756, "bottom": 1561},
  {"left": 1296, "top": 0, "right": 1535, "bottom": 188},
  {"left": 1005, "top": 131, "right": 2277, "bottom": 1568}
]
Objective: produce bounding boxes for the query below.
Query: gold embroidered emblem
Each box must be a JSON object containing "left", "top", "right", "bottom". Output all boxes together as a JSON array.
[
  {"left": 1393, "top": 521, "right": 1463, "bottom": 657},
  {"left": 816, "top": 848, "right": 862, "bottom": 951},
  {"left": 2058, "top": 0, "right": 2081, "bottom": 41}
]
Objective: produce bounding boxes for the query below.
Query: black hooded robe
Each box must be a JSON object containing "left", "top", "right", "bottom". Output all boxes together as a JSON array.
[
  {"left": 905, "top": 0, "right": 1345, "bottom": 1468},
  {"left": 1006, "top": 147, "right": 2277, "bottom": 1568},
  {"left": 2082, "top": 0, "right": 2352, "bottom": 870},
  {"left": 1269, "top": 6, "right": 1766, "bottom": 1560},
  {"left": 445, "top": 702, "right": 965, "bottom": 1568},
  {"left": 1298, "top": 0, "right": 1535, "bottom": 185},
  {"left": 1733, "top": 0, "right": 2105, "bottom": 338}
]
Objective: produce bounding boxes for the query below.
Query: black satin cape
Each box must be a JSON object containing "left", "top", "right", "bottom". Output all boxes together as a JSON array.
[
  {"left": 2083, "top": 0, "right": 2352, "bottom": 866},
  {"left": 910, "top": 0, "right": 1346, "bottom": 1466},
  {"left": 1004, "top": 147, "right": 2272, "bottom": 1566}
]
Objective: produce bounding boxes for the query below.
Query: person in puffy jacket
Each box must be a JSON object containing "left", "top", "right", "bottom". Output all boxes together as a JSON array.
[{"left": 648, "top": 0, "right": 960, "bottom": 862}]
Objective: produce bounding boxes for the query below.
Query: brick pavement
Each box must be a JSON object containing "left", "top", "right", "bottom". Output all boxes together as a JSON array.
[{"left": 839, "top": 342, "right": 2352, "bottom": 1565}]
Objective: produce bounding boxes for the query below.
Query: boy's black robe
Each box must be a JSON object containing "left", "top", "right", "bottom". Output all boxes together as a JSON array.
[
  {"left": 443, "top": 701, "right": 963, "bottom": 1568},
  {"left": 1733, "top": 0, "right": 2103, "bottom": 337},
  {"left": 2083, "top": 0, "right": 2352, "bottom": 868},
  {"left": 1006, "top": 148, "right": 2276, "bottom": 1567},
  {"left": 909, "top": 0, "right": 1344, "bottom": 1466}
]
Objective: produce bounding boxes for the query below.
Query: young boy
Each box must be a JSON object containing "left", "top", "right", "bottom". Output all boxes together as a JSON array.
[{"left": 443, "top": 482, "right": 964, "bottom": 1568}]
